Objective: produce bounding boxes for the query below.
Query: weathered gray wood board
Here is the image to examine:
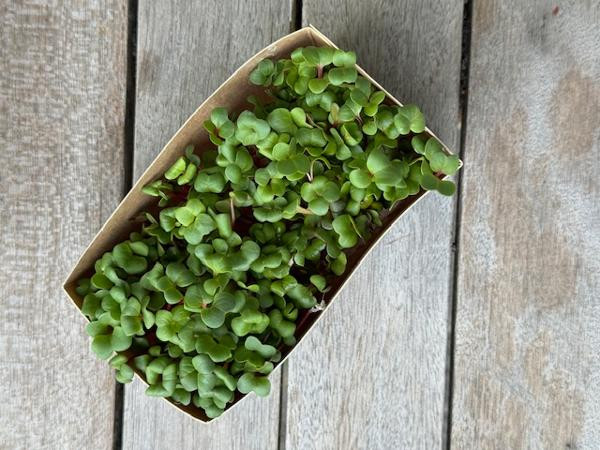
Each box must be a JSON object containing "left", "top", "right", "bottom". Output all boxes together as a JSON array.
[
  {"left": 0, "top": 1, "right": 129, "bottom": 449},
  {"left": 282, "top": 2, "right": 463, "bottom": 449},
  {"left": 451, "top": 0, "right": 600, "bottom": 448},
  {"left": 122, "top": 2, "right": 291, "bottom": 449}
]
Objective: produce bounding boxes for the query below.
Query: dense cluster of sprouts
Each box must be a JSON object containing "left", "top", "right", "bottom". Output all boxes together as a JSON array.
[{"left": 76, "top": 46, "right": 460, "bottom": 418}]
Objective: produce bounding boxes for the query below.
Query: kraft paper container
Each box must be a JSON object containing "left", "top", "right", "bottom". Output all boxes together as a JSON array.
[{"left": 63, "top": 26, "right": 458, "bottom": 422}]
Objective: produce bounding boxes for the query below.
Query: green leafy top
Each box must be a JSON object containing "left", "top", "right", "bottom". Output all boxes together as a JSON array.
[{"left": 77, "top": 44, "right": 460, "bottom": 420}]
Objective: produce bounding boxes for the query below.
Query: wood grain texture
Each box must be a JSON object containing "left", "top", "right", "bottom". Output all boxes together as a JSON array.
[
  {"left": 283, "top": 2, "right": 463, "bottom": 449},
  {"left": 451, "top": 0, "right": 600, "bottom": 448},
  {"left": 0, "top": 1, "right": 128, "bottom": 449},
  {"left": 122, "top": 1, "right": 291, "bottom": 449}
]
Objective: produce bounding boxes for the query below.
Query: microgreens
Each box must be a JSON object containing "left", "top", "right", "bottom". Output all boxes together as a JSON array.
[{"left": 77, "top": 45, "right": 460, "bottom": 419}]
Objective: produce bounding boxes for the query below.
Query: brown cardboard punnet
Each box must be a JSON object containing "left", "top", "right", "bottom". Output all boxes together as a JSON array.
[{"left": 63, "top": 26, "right": 459, "bottom": 422}]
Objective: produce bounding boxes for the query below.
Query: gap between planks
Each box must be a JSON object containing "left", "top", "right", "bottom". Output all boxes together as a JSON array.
[
  {"left": 113, "top": 1, "right": 139, "bottom": 449},
  {"left": 278, "top": 5, "right": 303, "bottom": 450},
  {"left": 443, "top": 0, "right": 473, "bottom": 449}
]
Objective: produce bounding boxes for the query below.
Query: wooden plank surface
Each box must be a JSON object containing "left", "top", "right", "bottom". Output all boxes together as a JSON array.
[
  {"left": 282, "top": 2, "right": 463, "bottom": 449},
  {"left": 451, "top": 0, "right": 600, "bottom": 448},
  {"left": 122, "top": 2, "right": 291, "bottom": 449},
  {"left": 0, "top": 1, "right": 129, "bottom": 449}
]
